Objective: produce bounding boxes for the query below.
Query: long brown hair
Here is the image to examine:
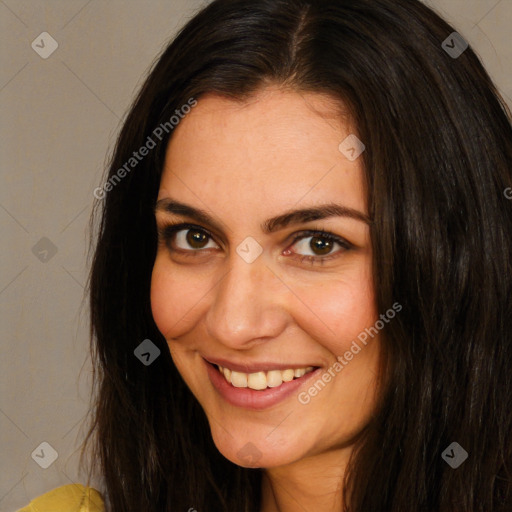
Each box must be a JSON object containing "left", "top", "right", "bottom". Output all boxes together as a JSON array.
[{"left": 81, "top": 0, "right": 512, "bottom": 510}]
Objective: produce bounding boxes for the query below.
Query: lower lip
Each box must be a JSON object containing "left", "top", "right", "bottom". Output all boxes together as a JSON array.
[{"left": 205, "top": 360, "right": 321, "bottom": 410}]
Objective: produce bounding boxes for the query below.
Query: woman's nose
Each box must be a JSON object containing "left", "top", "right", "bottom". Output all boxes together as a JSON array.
[{"left": 204, "top": 250, "right": 289, "bottom": 349}]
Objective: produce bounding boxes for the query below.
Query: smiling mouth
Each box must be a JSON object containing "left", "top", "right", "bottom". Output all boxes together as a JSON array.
[{"left": 216, "top": 364, "right": 316, "bottom": 391}]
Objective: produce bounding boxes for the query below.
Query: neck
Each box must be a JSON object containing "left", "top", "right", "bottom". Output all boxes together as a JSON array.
[{"left": 259, "top": 447, "right": 351, "bottom": 512}]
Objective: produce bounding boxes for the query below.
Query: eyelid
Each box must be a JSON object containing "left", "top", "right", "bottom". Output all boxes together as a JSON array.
[
  {"left": 288, "top": 228, "right": 352, "bottom": 248},
  {"left": 157, "top": 221, "right": 354, "bottom": 264},
  {"left": 157, "top": 222, "right": 350, "bottom": 244},
  {"left": 157, "top": 222, "right": 221, "bottom": 249},
  {"left": 285, "top": 229, "right": 353, "bottom": 264}
]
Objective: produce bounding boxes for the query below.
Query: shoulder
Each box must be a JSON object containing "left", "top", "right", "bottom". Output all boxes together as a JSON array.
[{"left": 17, "top": 484, "right": 104, "bottom": 512}]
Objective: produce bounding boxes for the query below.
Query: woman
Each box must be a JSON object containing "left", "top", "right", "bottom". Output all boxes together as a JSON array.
[{"left": 20, "top": 0, "right": 512, "bottom": 510}]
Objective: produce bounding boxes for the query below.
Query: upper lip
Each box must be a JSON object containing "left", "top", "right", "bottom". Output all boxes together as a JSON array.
[{"left": 203, "top": 356, "right": 318, "bottom": 374}]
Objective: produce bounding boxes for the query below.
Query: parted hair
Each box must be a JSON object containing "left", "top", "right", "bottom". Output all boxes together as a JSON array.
[{"left": 82, "top": 0, "right": 512, "bottom": 510}]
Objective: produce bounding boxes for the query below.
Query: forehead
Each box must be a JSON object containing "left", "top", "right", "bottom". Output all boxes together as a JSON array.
[{"left": 158, "top": 86, "right": 366, "bottom": 215}]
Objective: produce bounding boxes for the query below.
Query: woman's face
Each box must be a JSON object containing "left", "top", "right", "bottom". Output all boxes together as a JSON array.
[{"left": 151, "top": 86, "right": 382, "bottom": 469}]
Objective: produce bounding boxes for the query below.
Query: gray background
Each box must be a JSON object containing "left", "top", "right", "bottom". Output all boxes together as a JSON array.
[{"left": 0, "top": 1, "right": 510, "bottom": 510}]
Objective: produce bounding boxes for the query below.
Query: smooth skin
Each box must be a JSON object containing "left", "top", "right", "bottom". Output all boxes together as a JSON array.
[{"left": 151, "top": 85, "right": 382, "bottom": 512}]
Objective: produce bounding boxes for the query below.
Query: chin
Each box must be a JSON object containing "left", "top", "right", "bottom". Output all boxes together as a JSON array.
[{"left": 208, "top": 420, "right": 310, "bottom": 468}]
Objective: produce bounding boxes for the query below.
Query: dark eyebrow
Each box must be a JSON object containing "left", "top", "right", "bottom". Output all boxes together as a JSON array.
[{"left": 155, "top": 198, "right": 372, "bottom": 234}]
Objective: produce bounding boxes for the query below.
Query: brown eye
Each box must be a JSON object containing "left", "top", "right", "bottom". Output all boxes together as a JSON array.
[
  {"left": 157, "top": 223, "right": 219, "bottom": 252},
  {"left": 284, "top": 230, "right": 353, "bottom": 265},
  {"left": 291, "top": 234, "right": 341, "bottom": 257},
  {"left": 186, "top": 229, "right": 210, "bottom": 249},
  {"left": 173, "top": 228, "right": 217, "bottom": 250},
  {"left": 309, "top": 236, "right": 334, "bottom": 255}
]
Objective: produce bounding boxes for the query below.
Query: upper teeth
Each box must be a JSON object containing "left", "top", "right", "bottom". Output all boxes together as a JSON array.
[{"left": 217, "top": 365, "right": 315, "bottom": 390}]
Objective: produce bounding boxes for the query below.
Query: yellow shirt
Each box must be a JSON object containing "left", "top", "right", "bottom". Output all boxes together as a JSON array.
[{"left": 17, "top": 484, "right": 104, "bottom": 512}]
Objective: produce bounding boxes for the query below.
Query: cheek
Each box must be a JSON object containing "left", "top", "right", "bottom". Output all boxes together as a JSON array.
[
  {"left": 150, "top": 258, "right": 209, "bottom": 339},
  {"left": 291, "top": 261, "right": 376, "bottom": 351}
]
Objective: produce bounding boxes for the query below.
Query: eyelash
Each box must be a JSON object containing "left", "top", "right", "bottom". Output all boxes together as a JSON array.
[{"left": 156, "top": 222, "right": 352, "bottom": 266}]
